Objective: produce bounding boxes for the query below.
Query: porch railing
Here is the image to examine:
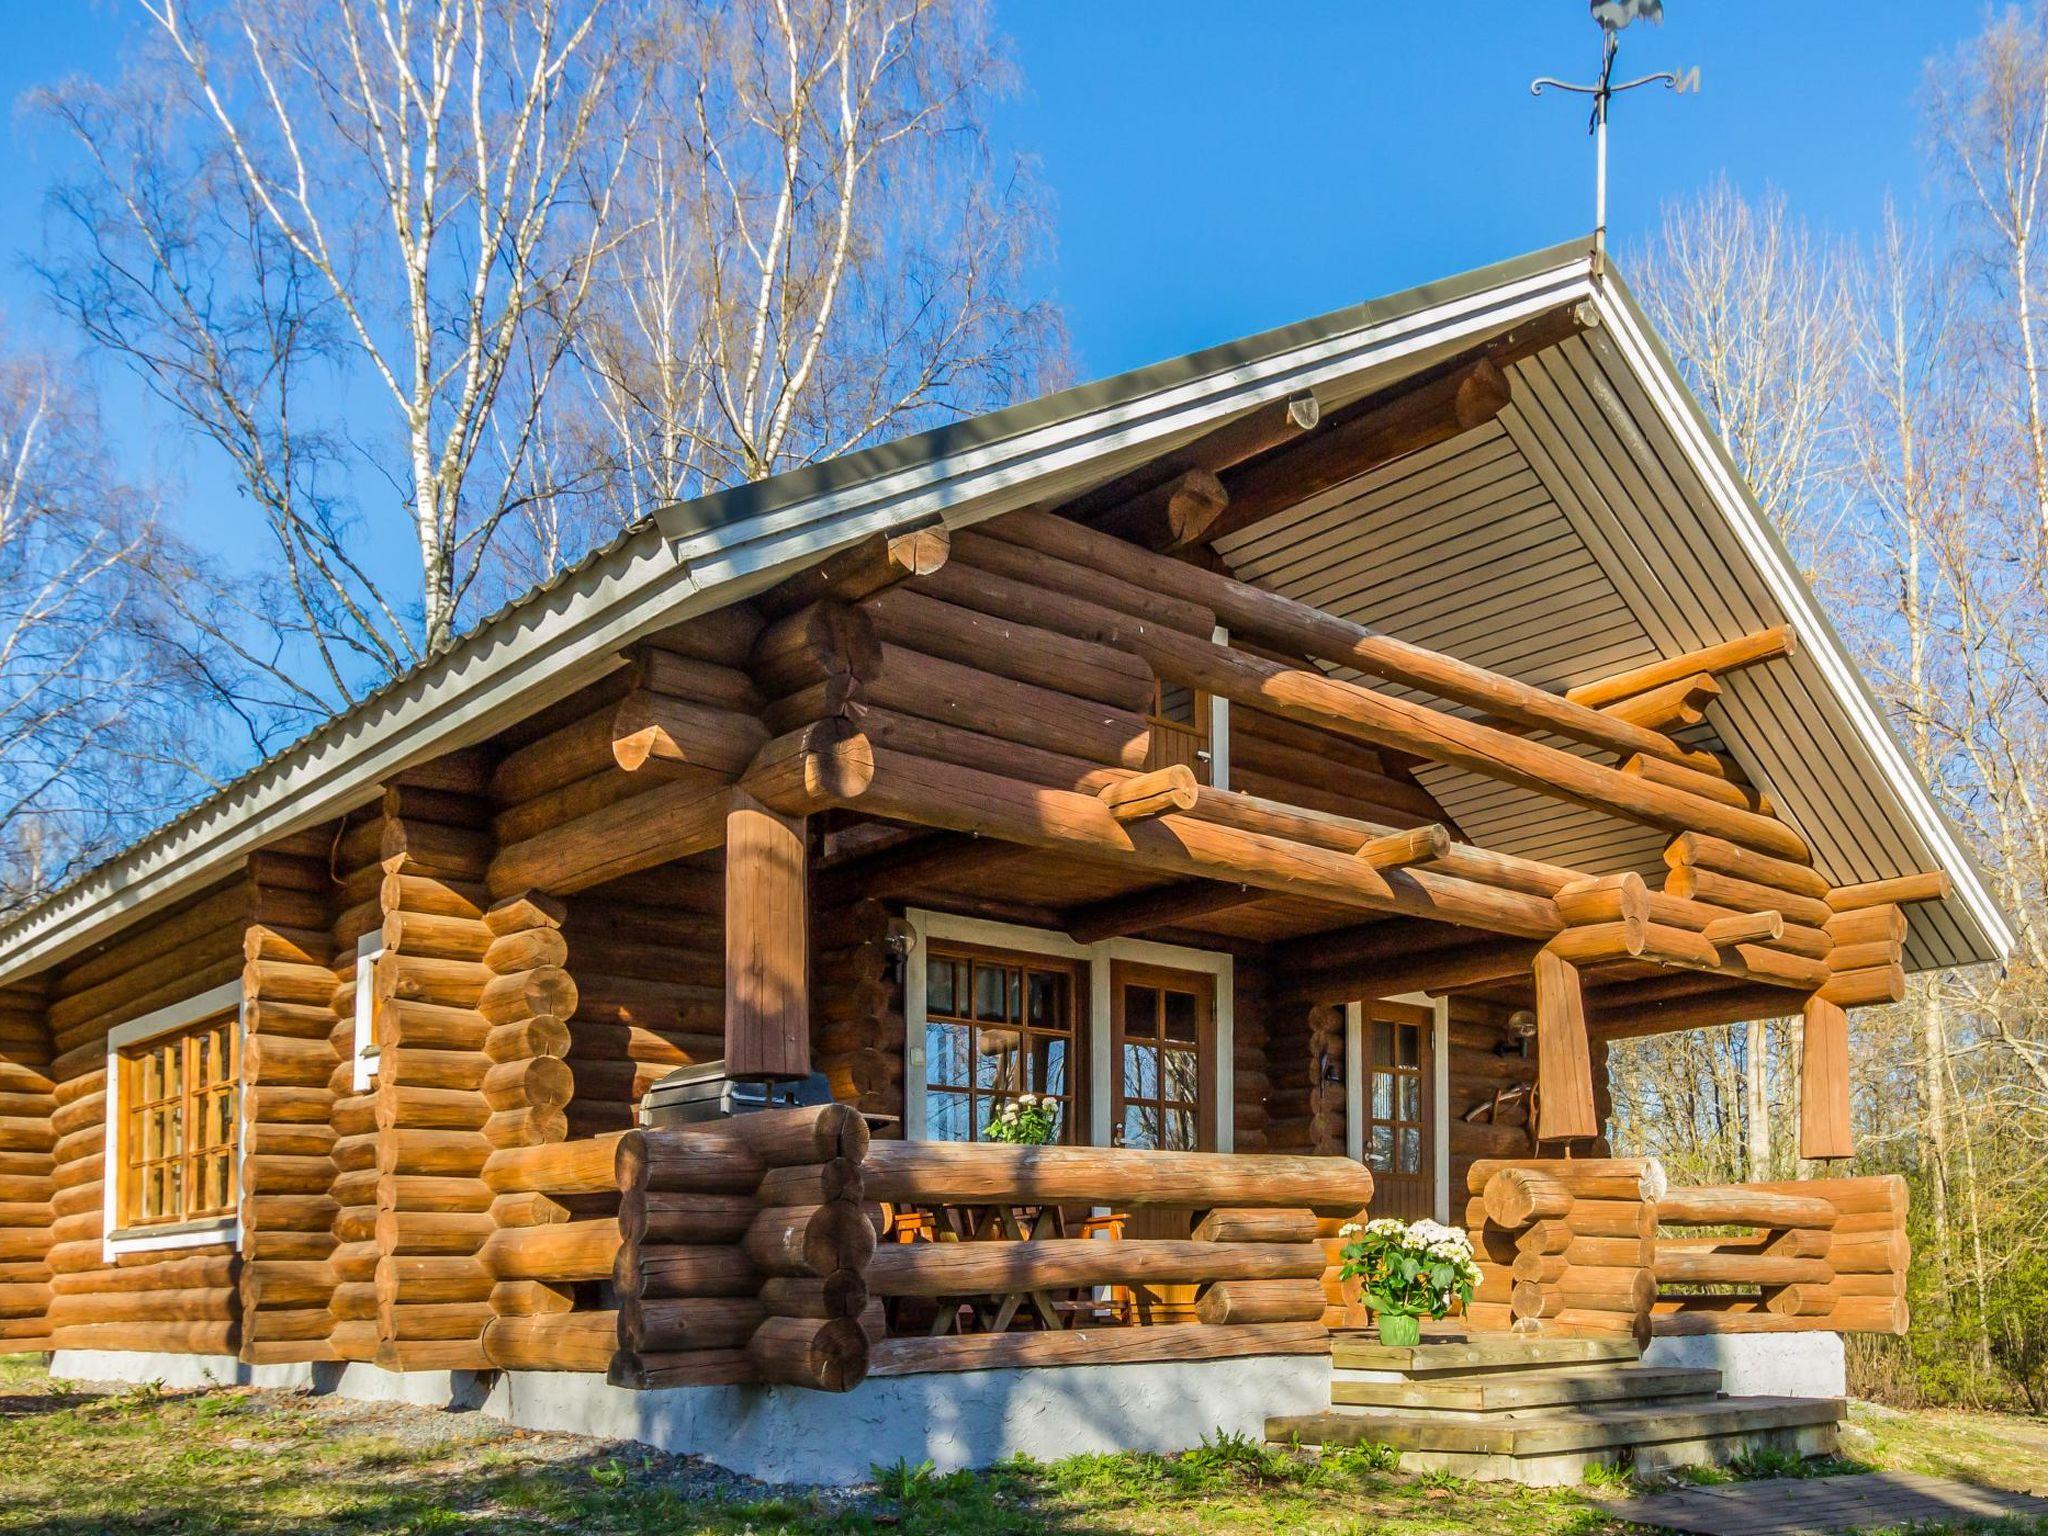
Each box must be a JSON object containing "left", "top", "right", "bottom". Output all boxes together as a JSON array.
[
  {"left": 491, "top": 1107, "right": 1377, "bottom": 1391},
  {"left": 1463, "top": 1158, "right": 1909, "bottom": 1344}
]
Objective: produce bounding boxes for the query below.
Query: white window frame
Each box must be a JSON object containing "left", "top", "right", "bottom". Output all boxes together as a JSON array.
[
  {"left": 1345, "top": 993, "right": 1452, "bottom": 1224},
  {"left": 903, "top": 911, "right": 1235, "bottom": 1152},
  {"left": 102, "top": 979, "right": 246, "bottom": 1259},
  {"left": 352, "top": 930, "right": 384, "bottom": 1091}
]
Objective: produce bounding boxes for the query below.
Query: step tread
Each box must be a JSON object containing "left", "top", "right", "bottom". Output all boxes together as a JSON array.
[
  {"left": 1270, "top": 1395, "right": 1844, "bottom": 1457},
  {"left": 1331, "top": 1364, "right": 1724, "bottom": 1412},
  {"left": 1329, "top": 1333, "right": 1641, "bottom": 1375}
]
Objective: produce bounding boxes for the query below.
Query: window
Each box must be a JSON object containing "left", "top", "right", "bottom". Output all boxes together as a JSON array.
[
  {"left": 104, "top": 981, "right": 243, "bottom": 1253},
  {"left": 1113, "top": 964, "right": 1214, "bottom": 1151},
  {"left": 352, "top": 930, "right": 383, "bottom": 1090},
  {"left": 922, "top": 944, "right": 1082, "bottom": 1143}
]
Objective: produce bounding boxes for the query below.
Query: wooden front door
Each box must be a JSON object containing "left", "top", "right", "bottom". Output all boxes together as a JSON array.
[
  {"left": 1109, "top": 962, "right": 1218, "bottom": 1320},
  {"left": 1361, "top": 999, "right": 1435, "bottom": 1220},
  {"left": 1110, "top": 962, "right": 1217, "bottom": 1152}
]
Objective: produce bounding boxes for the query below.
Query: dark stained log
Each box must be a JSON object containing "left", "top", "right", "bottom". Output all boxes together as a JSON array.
[
  {"left": 985, "top": 509, "right": 1738, "bottom": 776},
  {"left": 1087, "top": 468, "right": 1229, "bottom": 549},
  {"left": 816, "top": 830, "right": 1032, "bottom": 907},
  {"left": 1058, "top": 392, "right": 1320, "bottom": 536},
  {"left": 758, "top": 523, "right": 952, "bottom": 618},
  {"left": 1064, "top": 880, "right": 1263, "bottom": 946},
  {"left": 1201, "top": 359, "right": 1512, "bottom": 544}
]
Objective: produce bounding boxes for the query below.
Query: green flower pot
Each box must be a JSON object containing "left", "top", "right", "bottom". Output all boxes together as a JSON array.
[{"left": 1375, "top": 1311, "right": 1422, "bottom": 1348}]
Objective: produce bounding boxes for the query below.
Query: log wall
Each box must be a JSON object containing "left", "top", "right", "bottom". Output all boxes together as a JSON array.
[
  {"left": 43, "top": 875, "right": 254, "bottom": 1356},
  {"left": 239, "top": 841, "right": 343, "bottom": 1362},
  {"left": 370, "top": 760, "right": 501, "bottom": 1370},
  {"left": 0, "top": 979, "right": 53, "bottom": 1353}
]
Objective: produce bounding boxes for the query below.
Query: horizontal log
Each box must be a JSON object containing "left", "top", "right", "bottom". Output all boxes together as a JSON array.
[
  {"left": 866, "top": 1238, "right": 1326, "bottom": 1297},
  {"left": 867, "top": 1320, "right": 1329, "bottom": 1375},
  {"left": 748, "top": 1314, "right": 868, "bottom": 1392},
  {"left": 859, "top": 1140, "right": 1372, "bottom": 1214},
  {"left": 481, "top": 1310, "right": 618, "bottom": 1372},
  {"left": 623, "top": 1294, "right": 765, "bottom": 1353},
  {"left": 863, "top": 586, "right": 1156, "bottom": 712},
  {"left": 1827, "top": 873, "right": 1952, "bottom": 910},
  {"left": 1194, "top": 1277, "right": 1328, "bottom": 1325},
  {"left": 1192, "top": 1208, "right": 1319, "bottom": 1244},
  {"left": 1655, "top": 1184, "right": 1838, "bottom": 1229},
  {"left": 1567, "top": 626, "right": 1796, "bottom": 709},
  {"left": 1654, "top": 1250, "right": 1831, "bottom": 1287}
]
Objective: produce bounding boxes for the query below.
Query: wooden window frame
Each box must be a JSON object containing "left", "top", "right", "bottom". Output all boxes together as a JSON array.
[
  {"left": 919, "top": 939, "right": 1089, "bottom": 1145},
  {"left": 903, "top": 913, "right": 1235, "bottom": 1149},
  {"left": 101, "top": 980, "right": 244, "bottom": 1258},
  {"left": 1109, "top": 960, "right": 1219, "bottom": 1153},
  {"left": 1344, "top": 994, "right": 1451, "bottom": 1224}
]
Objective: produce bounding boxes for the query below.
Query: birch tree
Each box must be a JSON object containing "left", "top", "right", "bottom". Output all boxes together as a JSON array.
[
  {"left": 43, "top": 0, "right": 630, "bottom": 679},
  {"left": 570, "top": 0, "right": 1061, "bottom": 531},
  {"left": 0, "top": 345, "right": 219, "bottom": 909}
]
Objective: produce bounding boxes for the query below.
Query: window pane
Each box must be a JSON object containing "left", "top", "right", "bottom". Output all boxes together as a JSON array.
[
  {"left": 927, "top": 1091, "right": 971, "bottom": 1143},
  {"left": 926, "top": 1022, "right": 970, "bottom": 1087},
  {"left": 1372, "top": 1021, "right": 1393, "bottom": 1066},
  {"left": 1122, "top": 1043, "right": 1158, "bottom": 1102},
  {"left": 1122, "top": 1106, "right": 1158, "bottom": 1151},
  {"left": 1369, "top": 1124, "right": 1393, "bottom": 1171},
  {"left": 1163, "top": 1048, "right": 1198, "bottom": 1103},
  {"left": 1397, "top": 1075, "right": 1420, "bottom": 1123},
  {"left": 978, "top": 1028, "right": 1021, "bottom": 1091},
  {"left": 1026, "top": 970, "right": 1062, "bottom": 1027},
  {"left": 1397, "top": 1024, "right": 1420, "bottom": 1068},
  {"left": 1399, "top": 1126, "right": 1422, "bottom": 1175},
  {"left": 1163, "top": 989, "right": 1197, "bottom": 1043},
  {"left": 972, "top": 964, "right": 1009, "bottom": 1023},
  {"left": 1164, "top": 1107, "right": 1196, "bottom": 1151},
  {"left": 1372, "top": 1073, "right": 1393, "bottom": 1121},
  {"left": 1124, "top": 986, "right": 1159, "bottom": 1039},
  {"left": 925, "top": 957, "right": 954, "bottom": 1017},
  {"left": 1035, "top": 1036, "right": 1068, "bottom": 1098}
]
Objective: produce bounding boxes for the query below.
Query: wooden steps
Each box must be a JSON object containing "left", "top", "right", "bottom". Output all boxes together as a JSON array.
[
  {"left": 1331, "top": 1362, "right": 1724, "bottom": 1413},
  {"left": 1270, "top": 1330, "right": 1843, "bottom": 1485}
]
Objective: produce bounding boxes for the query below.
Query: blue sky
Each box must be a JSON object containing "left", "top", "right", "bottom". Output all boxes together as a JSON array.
[{"left": 0, "top": 2, "right": 1983, "bottom": 560}]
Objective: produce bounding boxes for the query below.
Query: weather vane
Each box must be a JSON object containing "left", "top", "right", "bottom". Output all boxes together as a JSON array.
[{"left": 1532, "top": 0, "right": 1697, "bottom": 273}]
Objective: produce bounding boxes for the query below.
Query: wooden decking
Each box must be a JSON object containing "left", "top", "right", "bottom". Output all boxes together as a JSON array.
[{"left": 1607, "top": 1473, "right": 2048, "bottom": 1535}]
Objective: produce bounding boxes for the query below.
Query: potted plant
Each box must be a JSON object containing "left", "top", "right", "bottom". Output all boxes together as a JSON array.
[
  {"left": 982, "top": 1092, "right": 1058, "bottom": 1146},
  {"left": 1336, "top": 1217, "right": 1480, "bottom": 1347}
]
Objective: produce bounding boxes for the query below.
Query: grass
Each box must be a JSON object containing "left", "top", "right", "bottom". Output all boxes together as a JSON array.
[{"left": 0, "top": 1354, "right": 2041, "bottom": 1535}]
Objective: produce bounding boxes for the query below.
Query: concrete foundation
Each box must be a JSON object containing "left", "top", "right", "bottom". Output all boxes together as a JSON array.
[
  {"left": 1642, "top": 1331, "right": 1846, "bottom": 1400},
  {"left": 49, "top": 1348, "right": 1331, "bottom": 1485}
]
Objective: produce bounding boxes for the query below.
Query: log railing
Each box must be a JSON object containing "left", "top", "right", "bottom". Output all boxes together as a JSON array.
[
  {"left": 1650, "top": 1176, "right": 1909, "bottom": 1337},
  {"left": 1464, "top": 1160, "right": 1909, "bottom": 1343}
]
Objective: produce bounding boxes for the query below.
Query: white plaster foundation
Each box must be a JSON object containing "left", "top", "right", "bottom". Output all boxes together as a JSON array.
[
  {"left": 49, "top": 1349, "right": 1331, "bottom": 1485},
  {"left": 1642, "top": 1331, "right": 1846, "bottom": 1400}
]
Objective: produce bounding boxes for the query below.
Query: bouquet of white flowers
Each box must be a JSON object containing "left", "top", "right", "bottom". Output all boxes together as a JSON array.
[
  {"left": 1336, "top": 1217, "right": 1481, "bottom": 1345},
  {"left": 981, "top": 1092, "right": 1058, "bottom": 1146}
]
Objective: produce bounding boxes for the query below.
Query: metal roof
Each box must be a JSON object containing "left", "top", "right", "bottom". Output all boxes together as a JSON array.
[{"left": 0, "top": 237, "right": 2010, "bottom": 983}]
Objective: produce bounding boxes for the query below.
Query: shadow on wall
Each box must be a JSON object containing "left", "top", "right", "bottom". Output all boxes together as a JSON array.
[{"left": 1641, "top": 1331, "right": 1847, "bottom": 1400}]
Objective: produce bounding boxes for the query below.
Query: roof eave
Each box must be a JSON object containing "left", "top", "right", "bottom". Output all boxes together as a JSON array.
[
  {"left": 0, "top": 243, "right": 1601, "bottom": 987},
  {"left": 1588, "top": 270, "right": 2018, "bottom": 968}
]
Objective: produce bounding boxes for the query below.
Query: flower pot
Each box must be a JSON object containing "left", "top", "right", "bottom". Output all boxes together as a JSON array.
[{"left": 1375, "top": 1311, "right": 1422, "bottom": 1348}]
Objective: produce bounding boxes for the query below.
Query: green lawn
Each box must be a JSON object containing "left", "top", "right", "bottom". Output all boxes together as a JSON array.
[{"left": 0, "top": 1355, "right": 2043, "bottom": 1535}]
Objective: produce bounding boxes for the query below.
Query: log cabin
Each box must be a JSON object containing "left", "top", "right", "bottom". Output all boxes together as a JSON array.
[{"left": 0, "top": 241, "right": 2010, "bottom": 1482}]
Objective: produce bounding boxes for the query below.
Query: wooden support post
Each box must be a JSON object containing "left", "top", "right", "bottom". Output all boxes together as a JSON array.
[
  {"left": 725, "top": 792, "right": 810, "bottom": 1081},
  {"left": 1532, "top": 951, "right": 1598, "bottom": 1143},
  {"left": 1799, "top": 994, "right": 1854, "bottom": 1162}
]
